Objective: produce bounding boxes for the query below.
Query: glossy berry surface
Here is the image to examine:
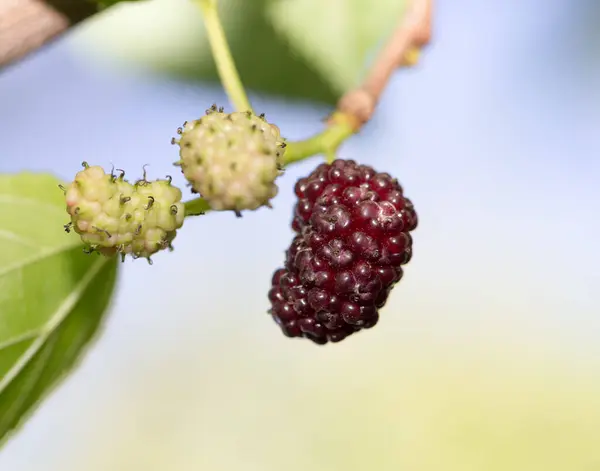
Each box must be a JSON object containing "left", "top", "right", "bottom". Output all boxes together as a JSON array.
[{"left": 268, "top": 159, "right": 417, "bottom": 344}]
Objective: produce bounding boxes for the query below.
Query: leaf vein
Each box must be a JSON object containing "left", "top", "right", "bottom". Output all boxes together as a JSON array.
[
  {"left": 0, "top": 242, "right": 80, "bottom": 278},
  {"left": 0, "top": 335, "right": 57, "bottom": 433},
  {"left": 0, "top": 257, "right": 109, "bottom": 394},
  {"left": 0, "top": 229, "right": 44, "bottom": 250},
  {"left": 0, "top": 329, "right": 41, "bottom": 351}
]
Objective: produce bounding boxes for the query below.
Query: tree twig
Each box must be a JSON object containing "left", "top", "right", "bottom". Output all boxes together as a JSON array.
[
  {"left": 283, "top": 0, "right": 433, "bottom": 164},
  {"left": 0, "top": 0, "right": 97, "bottom": 70},
  {"left": 336, "top": 0, "right": 432, "bottom": 129}
]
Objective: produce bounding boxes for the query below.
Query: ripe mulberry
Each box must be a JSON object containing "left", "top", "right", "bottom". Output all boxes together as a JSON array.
[
  {"left": 63, "top": 163, "right": 185, "bottom": 262},
  {"left": 268, "top": 159, "right": 417, "bottom": 344},
  {"left": 174, "top": 105, "right": 286, "bottom": 214}
]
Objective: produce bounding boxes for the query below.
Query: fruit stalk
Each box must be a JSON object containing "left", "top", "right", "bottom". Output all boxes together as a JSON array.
[
  {"left": 282, "top": 0, "right": 432, "bottom": 163},
  {"left": 195, "top": 0, "right": 252, "bottom": 113},
  {"left": 183, "top": 0, "right": 433, "bottom": 217},
  {"left": 282, "top": 112, "right": 356, "bottom": 166},
  {"left": 336, "top": 0, "right": 432, "bottom": 129}
]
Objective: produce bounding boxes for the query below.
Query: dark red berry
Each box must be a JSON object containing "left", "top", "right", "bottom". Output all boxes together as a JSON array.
[{"left": 268, "top": 159, "right": 418, "bottom": 345}]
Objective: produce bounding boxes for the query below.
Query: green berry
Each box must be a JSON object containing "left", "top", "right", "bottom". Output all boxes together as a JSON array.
[
  {"left": 64, "top": 163, "right": 185, "bottom": 262},
  {"left": 174, "top": 105, "right": 286, "bottom": 214}
]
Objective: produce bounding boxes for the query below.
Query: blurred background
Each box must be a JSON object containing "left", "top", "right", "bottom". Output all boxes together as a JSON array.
[{"left": 1, "top": 0, "right": 600, "bottom": 469}]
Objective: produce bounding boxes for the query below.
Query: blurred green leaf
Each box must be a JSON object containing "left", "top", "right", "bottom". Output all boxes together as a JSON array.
[
  {"left": 75, "top": 0, "right": 408, "bottom": 104},
  {"left": 266, "top": 0, "right": 409, "bottom": 94},
  {"left": 76, "top": 0, "right": 337, "bottom": 103},
  {"left": 0, "top": 173, "right": 118, "bottom": 444}
]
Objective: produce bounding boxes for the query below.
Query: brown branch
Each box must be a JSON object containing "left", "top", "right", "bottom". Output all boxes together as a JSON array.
[
  {"left": 336, "top": 0, "right": 432, "bottom": 129},
  {"left": 0, "top": 0, "right": 98, "bottom": 70}
]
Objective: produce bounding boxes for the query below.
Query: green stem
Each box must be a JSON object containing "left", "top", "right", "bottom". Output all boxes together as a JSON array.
[
  {"left": 184, "top": 196, "right": 211, "bottom": 217},
  {"left": 182, "top": 114, "right": 357, "bottom": 218},
  {"left": 282, "top": 114, "right": 355, "bottom": 165},
  {"left": 183, "top": 4, "right": 359, "bottom": 218},
  {"left": 195, "top": 0, "right": 252, "bottom": 112}
]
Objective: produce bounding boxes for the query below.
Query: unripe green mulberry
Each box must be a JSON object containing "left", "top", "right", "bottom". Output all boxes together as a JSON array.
[
  {"left": 174, "top": 105, "right": 286, "bottom": 214},
  {"left": 63, "top": 163, "right": 185, "bottom": 262}
]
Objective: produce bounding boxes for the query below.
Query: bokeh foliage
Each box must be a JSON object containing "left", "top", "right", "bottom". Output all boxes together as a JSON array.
[{"left": 77, "top": 0, "right": 408, "bottom": 104}]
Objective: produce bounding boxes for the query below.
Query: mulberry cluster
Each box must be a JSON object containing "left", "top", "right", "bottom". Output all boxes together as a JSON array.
[
  {"left": 173, "top": 105, "right": 286, "bottom": 215},
  {"left": 63, "top": 162, "right": 185, "bottom": 262},
  {"left": 268, "top": 159, "right": 417, "bottom": 344}
]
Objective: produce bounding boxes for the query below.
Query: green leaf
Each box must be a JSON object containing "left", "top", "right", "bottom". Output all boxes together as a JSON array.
[
  {"left": 267, "top": 0, "right": 409, "bottom": 94},
  {"left": 74, "top": 0, "right": 411, "bottom": 102},
  {"left": 73, "top": 0, "right": 338, "bottom": 103},
  {"left": 0, "top": 173, "right": 118, "bottom": 444}
]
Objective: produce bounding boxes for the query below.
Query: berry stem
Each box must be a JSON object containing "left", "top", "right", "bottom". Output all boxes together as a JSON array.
[
  {"left": 195, "top": 0, "right": 252, "bottom": 113},
  {"left": 181, "top": 113, "right": 353, "bottom": 216},
  {"left": 182, "top": 112, "right": 355, "bottom": 215},
  {"left": 183, "top": 0, "right": 432, "bottom": 217},
  {"left": 282, "top": 112, "right": 356, "bottom": 166},
  {"left": 336, "top": 0, "right": 431, "bottom": 129},
  {"left": 184, "top": 196, "right": 211, "bottom": 217},
  {"left": 283, "top": 0, "right": 431, "bottom": 164}
]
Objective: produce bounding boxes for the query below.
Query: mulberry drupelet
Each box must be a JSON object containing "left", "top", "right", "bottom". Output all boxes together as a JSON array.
[{"left": 268, "top": 159, "right": 417, "bottom": 344}]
